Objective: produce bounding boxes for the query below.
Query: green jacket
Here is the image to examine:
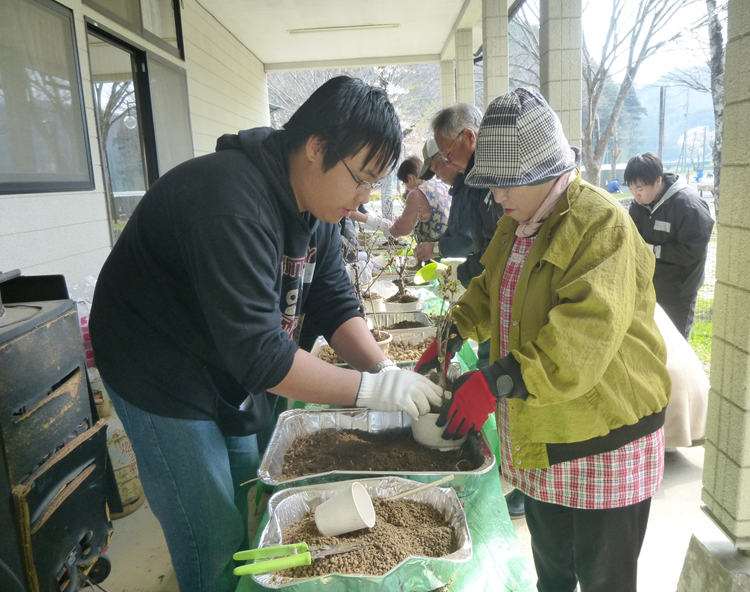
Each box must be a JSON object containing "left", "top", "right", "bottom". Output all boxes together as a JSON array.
[{"left": 453, "top": 175, "right": 671, "bottom": 469}]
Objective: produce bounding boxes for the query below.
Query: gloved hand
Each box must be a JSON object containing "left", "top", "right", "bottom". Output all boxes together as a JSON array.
[
  {"left": 414, "top": 324, "right": 464, "bottom": 376},
  {"left": 437, "top": 354, "right": 530, "bottom": 439},
  {"left": 363, "top": 215, "right": 393, "bottom": 238},
  {"left": 357, "top": 252, "right": 382, "bottom": 269},
  {"left": 356, "top": 369, "right": 444, "bottom": 421}
]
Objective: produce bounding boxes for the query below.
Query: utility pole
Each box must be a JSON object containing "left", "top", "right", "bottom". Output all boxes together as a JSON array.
[
  {"left": 658, "top": 86, "right": 666, "bottom": 161},
  {"left": 676, "top": 89, "right": 691, "bottom": 178}
]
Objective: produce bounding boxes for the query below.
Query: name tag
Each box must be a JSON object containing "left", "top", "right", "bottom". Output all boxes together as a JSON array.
[
  {"left": 654, "top": 220, "right": 671, "bottom": 232},
  {"left": 303, "top": 262, "right": 316, "bottom": 283}
]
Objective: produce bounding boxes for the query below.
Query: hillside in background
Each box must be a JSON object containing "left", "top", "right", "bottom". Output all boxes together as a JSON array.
[{"left": 636, "top": 77, "right": 716, "bottom": 166}]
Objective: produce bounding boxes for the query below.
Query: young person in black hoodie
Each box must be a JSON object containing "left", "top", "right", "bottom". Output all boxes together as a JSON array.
[
  {"left": 625, "top": 152, "right": 714, "bottom": 338},
  {"left": 89, "top": 76, "right": 442, "bottom": 592}
]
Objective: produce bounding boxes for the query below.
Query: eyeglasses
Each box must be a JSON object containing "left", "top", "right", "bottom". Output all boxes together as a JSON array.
[
  {"left": 332, "top": 147, "right": 382, "bottom": 192},
  {"left": 438, "top": 130, "right": 464, "bottom": 162}
]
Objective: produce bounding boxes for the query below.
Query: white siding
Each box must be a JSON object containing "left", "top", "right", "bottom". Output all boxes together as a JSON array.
[
  {"left": 0, "top": 0, "right": 269, "bottom": 287},
  {"left": 183, "top": 0, "right": 269, "bottom": 155}
]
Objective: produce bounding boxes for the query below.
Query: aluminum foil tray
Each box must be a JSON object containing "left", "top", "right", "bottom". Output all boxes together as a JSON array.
[
  {"left": 367, "top": 312, "right": 434, "bottom": 337},
  {"left": 249, "top": 476, "right": 472, "bottom": 591},
  {"left": 311, "top": 325, "right": 433, "bottom": 367},
  {"left": 259, "top": 408, "right": 496, "bottom": 497},
  {"left": 310, "top": 335, "right": 425, "bottom": 368}
]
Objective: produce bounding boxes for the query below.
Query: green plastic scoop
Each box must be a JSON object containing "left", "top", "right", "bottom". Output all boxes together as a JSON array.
[{"left": 233, "top": 541, "right": 364, "bottom": 576}]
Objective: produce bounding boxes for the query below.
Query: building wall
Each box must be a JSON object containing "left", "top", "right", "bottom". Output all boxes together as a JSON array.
[
  {"left": 0, "top": 0, "right": 269, "bottom": 287},
  {"left": 701, "top": 0, "right": 750, "bottom": 547},
  {"left": 182, "top": 0, "right": 269, "bottom": 156}
]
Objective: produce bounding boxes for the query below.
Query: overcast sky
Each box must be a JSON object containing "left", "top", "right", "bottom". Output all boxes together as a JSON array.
[{"left": 581, "top": 0, "right": 713, "bottom": 86}]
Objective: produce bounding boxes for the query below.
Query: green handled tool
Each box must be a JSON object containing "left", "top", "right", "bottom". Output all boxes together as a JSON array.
[{"left": 233, "top": 541, "right": 364, "bottom": 576}]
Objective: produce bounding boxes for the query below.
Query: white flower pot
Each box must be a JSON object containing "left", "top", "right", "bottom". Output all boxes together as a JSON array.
[
  {"left": 411, "top": 412, "right": 467, "bottom": 451},
  {"left": 363, "top": 296, "right": 385, "bottom": 313},
  {"left": 373, "top": 331, "right": 392, "bottom": 356},
  {"left": 383, "top": 299, "right": 425, "bottom": 313},
  {"left": 314, "top": 482, "right": 376, "bottom": 536}
]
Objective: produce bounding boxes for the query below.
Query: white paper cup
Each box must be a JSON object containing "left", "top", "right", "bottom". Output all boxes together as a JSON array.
[{"left": 314, "top": 482, "right": 376, "bottom": 536}]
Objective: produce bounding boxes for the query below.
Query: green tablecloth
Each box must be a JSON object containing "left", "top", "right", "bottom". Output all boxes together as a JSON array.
[{"left": 235, "top": 420, "right": 535, "bottom": 592}]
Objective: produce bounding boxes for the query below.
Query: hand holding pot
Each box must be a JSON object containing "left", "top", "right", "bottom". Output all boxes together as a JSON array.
[
  {"left": 437, "top": 354, "right": 530, "bottom": 439},
  {"left": 356, "top": 369, "right": 443, "bottom": 421}
]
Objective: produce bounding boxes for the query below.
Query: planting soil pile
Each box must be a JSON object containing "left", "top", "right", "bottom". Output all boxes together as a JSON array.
[
  {"left": 276, "top": 497, "right": 455, "bottom": 579},
  {"left": 317, "top": 340, "right": 431, "bottom": 365},
  {"left": 388, "top": 339, "right": 432, "bottom": 362},
  {"left": 282, "top": 428, "right": 480, "bottom": 478},
  {"left": 385, "top": 320, "right": 427, "bottom": 330},
  {"left": 386, "top": 293, "right": 419, "bottom": 304},
  {"left": 317, "top": 344, "right": 343, "bottom": 365}
]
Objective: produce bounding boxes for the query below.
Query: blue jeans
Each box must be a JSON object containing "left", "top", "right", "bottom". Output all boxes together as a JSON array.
[{"left": 106, "top": 385, "right": 260, "bottom": 592}]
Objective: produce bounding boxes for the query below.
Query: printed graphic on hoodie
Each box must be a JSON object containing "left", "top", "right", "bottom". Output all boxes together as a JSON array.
[{"left": 280, "top": 246, "right": 317, "bottom": 337}]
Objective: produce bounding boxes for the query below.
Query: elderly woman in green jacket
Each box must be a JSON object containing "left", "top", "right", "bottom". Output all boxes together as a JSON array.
[{"left": 416, "top": 89, "right": 671, "bottom": 592}]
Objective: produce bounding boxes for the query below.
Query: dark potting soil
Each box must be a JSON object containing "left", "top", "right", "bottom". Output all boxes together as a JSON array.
[
  {"left": 277, "top": 498, "right": 455, "bottom": 579},
  {"left": 281, "top": 429, "right": 480, "bottom": 478},
  {"left": 385, "top": 293, "right": 419, "bottom": 304},
  {"left": 385, "top": 320, "right": 427, "bottom": 330}
]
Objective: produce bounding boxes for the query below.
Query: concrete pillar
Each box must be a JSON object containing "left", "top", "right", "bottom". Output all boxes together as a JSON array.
[
  {"left": 482, "top": 0, "right": 509, "bottom": 109},
  {"left": 455, "top": 28, "right": 475, "bottom": 105},
  {"left": 440, "top": 60, "right": 455, "bottom": 107},
  {"left": 539, "top": 0, "right": 582, "bottom": 147},
  {"left": 699, "top": 0, "right": 750, "bottom": 553},
  {"left": 677, "top": 535, "right": 750, "bottom": 592}
]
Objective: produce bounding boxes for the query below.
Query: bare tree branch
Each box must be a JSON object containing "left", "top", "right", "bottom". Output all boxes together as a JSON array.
[{"left": 581, "top": 0, "right": 702, "bottom": 186}]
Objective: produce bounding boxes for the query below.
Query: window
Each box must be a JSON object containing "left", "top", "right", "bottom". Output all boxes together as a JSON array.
[
  {"left": 84, "top": 0, "right": 184, "bottom": 59},
  {"left": 0, "top": 0, "right": 94, "bottom": 194},
  {"left": 87, "top": 25, "right": 193, "bottom": 244},
  {"left": 147, "top": 55, "right": 193, "bottom": 176}
]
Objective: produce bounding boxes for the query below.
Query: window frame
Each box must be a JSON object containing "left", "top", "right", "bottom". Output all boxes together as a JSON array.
[
  {"left": 144, "top": 50, "right": 194, "bottom": 177},
  {"left": 0, "top": 0, "right": 95, "bottom": 195},
  {"left": 86, "top": 22, "right": 160, "bottom": 188},
  {"left": 82, "top": 0, "right": 185, "bottom": 60}
]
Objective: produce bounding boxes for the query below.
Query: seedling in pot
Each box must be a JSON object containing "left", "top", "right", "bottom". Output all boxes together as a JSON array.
[
  {"left": 413, "top": 262, "right": 462, "bottom": 396},
  {"left": 341, "top": 223, "right": 389, "bottom": 342}
]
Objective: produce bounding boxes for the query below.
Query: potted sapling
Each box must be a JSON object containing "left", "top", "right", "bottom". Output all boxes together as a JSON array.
[
  {"left": 342, "top": 228, "right": 391, "bottom": 353},
  {"left": 383, "top": 235, "right": 423, "bottom": 312},
  {"left": 409, "top": 262, "right": 466, "bottom": 450}
]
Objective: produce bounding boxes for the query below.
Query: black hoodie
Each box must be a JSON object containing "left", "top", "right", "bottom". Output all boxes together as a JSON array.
[
  {"left": 90, "top": 128, "right": 361, "bottom": 436},
  {"left": 629, "top": 173, "right": 714, "bottom": 303}
]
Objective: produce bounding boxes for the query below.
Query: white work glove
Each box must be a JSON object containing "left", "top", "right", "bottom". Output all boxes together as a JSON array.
[
  {"left": 356, "top": 369, "right": 443, "bottom": 421},
  {"left": 358, "top": 251, "right": 382, "bottom": 269},
  {"left": 363, "top": 215, "right": 393, "bottom": 238}
]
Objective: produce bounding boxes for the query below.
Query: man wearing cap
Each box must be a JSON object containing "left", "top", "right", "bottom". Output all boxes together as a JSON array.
[
  {"left": 430, "top": 104, "right": 504, "bottom": 289},
  {"left": 413, "top": 138, "right": 473, "bottom": 262},
  {"left": 417, "top": 88, "right": 670, "bottom": 592}
]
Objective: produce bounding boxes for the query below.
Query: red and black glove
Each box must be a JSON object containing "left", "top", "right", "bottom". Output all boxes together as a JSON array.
[
  {"left": 437, "top": 354, "right": 530, "bottom": 439},
  {"left": 414, "top": 324, "right": 464, "bottom": 376}
]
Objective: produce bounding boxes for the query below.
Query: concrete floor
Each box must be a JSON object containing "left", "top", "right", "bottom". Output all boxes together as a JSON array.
[{"left": 100, "top": 446, "right": 724, "bottom": 592}]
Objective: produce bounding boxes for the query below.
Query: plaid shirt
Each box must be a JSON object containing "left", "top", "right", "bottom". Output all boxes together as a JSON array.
[{"left": 497, "top": 236, "right": 664, "bottom": 509}]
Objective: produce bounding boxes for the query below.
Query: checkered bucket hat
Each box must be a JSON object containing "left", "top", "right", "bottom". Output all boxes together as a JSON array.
[{"left": 466, "top": 88, "right": 580, "bottom": 188}]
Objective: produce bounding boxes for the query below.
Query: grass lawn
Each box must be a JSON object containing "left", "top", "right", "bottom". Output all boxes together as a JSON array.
[
  {"left": 689, "top": 296, "right": 713, "bottom": 377},
  {"left": 689, "top": 320, "right": 712, "bottom": 377}
]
